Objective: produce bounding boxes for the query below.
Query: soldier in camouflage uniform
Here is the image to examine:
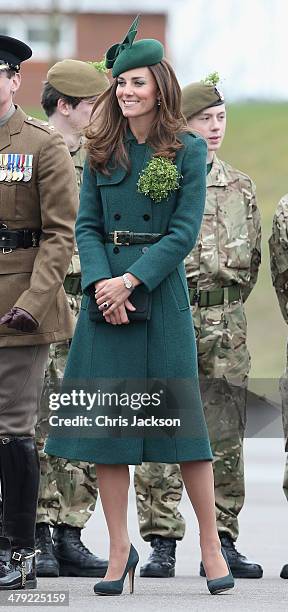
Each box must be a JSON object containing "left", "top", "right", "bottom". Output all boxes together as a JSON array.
[
  {"left": 134, "top": 463, "right": 185, "bottom": 576},
  {"left": 35, "top": 59, "right": 109, "bottom": 578},
  {"left": 137, "top": 77, "right": 263, "bottom": 579},
  {"left": 269, "top": 195, "right": 288, "bottom": 579}
]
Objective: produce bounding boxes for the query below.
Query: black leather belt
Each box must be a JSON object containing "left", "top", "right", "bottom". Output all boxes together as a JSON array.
[
  {"left": 0, "top": 227, "right": 41, "bottom": 253},
  {"left": 64, "top": 275, "right": 82, "bottom": 296},
  {"left": 105, "top": 231, "right": 164, "bottom": 246},
  {"left": 188, "top": 285, "right": 241, "bottom": 307}
]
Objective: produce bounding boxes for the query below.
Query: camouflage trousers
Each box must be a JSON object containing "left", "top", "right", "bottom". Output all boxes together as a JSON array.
[
  {"left": 134, "top": 463, "right": 185, "bottom": 541},
  {"left": 279, "top": 341, "right": 288, "bottom": 502},
  {"left": 135, "top": 299, "right": 249, "bottom": 542},
  {"left": 35, "top": 294, "right": 98, "bottom": 529}
]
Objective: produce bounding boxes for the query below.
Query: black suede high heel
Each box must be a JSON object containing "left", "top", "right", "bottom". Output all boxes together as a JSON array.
[
  {"left": 206, "top": 548, "right": 235, "bottom": 595},
  {"left": 93, "top": 544, "right": 139, "bottom": 596}
]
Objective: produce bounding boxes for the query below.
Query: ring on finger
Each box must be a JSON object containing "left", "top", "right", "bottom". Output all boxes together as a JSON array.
[{"left": 102, "top": 301, "right": 109, "bottom": 310}]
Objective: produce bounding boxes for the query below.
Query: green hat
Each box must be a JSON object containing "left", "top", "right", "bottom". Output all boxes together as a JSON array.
[
  {"left": 105, "top": 15, "right": 164, "bottom": 78},
  {"left": 181, "top": 73, "right": 225, "bottom": 119},
  {"left": 47, "top": 59, "right": 110, "bottom": 97}
]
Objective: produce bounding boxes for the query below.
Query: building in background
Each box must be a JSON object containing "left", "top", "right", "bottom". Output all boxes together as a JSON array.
[
  {"left": 0, "top": 1, "right": 167, "bottom": 108},
  {"left": 1, "top": 0, "right": 288, "bottom": 108}
]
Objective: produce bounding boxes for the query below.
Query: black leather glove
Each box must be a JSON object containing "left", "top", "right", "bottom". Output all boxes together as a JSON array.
[{"left": 0, "top": 307, "right": 39, "bottom": 332}]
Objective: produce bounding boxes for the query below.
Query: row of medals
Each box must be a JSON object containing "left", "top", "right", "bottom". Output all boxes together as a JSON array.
[{"left": 0, "top": 154, "right": 33, "bottom": 182}]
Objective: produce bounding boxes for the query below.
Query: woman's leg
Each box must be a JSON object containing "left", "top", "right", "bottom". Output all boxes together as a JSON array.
[
  {"left": 96, "top": 464, "right": 131, "bottom": 580},
  {"left": 180, "top": 460, "right": 228, "bottom": 580}
]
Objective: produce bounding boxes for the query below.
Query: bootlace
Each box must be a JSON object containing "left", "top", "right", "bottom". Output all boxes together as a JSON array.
[
  {"left": 57, "top": 527, "right": 92, "bottom": 556},
  {"left": 36, "top": 526, "right": 53, "bottom": 553},
  {"left": 222, "top": 537, "right": 240, "bottom": 557},
  {"left": 71, "top": 538, "right": 93, "bottom": 556},
  {"left": 151, "top": 540, "right": 174, "bottom": 559}
]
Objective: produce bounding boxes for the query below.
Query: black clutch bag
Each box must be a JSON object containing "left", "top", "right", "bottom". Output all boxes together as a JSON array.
[{"left": 88, "top": 285, "right": 152, "bottom": 322}]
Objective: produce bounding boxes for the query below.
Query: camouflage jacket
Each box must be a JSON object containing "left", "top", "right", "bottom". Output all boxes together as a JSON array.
[
  {"left": 269, "top": 194, "right": 288, "bottom": 323},
  {"left": 66, "top": 141, "right": 86, "bottom": 277},
  {"left": 185, "top": 155, "right": 261, "bottom": 301}
]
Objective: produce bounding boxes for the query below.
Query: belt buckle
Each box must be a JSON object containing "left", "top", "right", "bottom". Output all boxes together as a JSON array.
[
  {"left": 113, "top": 231, "right": 130, "bottom": 246},
  {"left": 1, "top": 437, "right": 10, "bottom": 445},
  {"left": 190, "top": 289, "right": 200, "bottom": 306},
  {"left": 12, "top": 552, "right": 22, "bottom": 562},
  {"left": 71, "top": 276, "right": 80, "bottom": 295},
  {"left": 0, "top": 224, "right": 12, "bottom": 254},
  {"left": 31, "top": 232, "right": 38, "bottom": 248}
]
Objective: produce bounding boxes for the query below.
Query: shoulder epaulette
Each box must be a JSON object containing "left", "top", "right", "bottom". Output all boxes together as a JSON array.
[{"left": 24, "top": 115, "right": 56, "bottom": 134}]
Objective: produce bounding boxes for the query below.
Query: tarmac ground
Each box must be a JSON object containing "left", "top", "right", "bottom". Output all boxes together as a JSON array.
[{"left": 1, "top": 439, "right": 287, "bottom": 612}]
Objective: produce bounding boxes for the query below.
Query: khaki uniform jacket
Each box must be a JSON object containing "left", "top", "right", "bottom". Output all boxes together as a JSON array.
[{"left": 0, "top": 106, "right": 78, "bottom": 347}]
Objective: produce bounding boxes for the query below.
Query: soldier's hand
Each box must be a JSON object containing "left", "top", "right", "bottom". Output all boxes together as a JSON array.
[{"left": 0, "top": 307, "right": 39, "bottom": 332}]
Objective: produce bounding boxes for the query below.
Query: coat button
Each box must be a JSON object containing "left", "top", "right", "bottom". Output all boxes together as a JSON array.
[
  {"left": 114, "top": 213, "right": 121, "bottom": 220},
  {"left": 113, "top": 247, "right": 120, "bottom": 254},
  {"left": 143, "top": 214, "right": 150, "bottom": 221},
  {"left": 142, "top": 246, "right": 149, "bottom": 254}
]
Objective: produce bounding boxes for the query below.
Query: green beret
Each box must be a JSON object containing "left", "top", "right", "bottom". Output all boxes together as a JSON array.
[
  {"left": 47, "top": 59, "right": 110, "bottom": 97},
  {"left": 181, "top": 81, "right": 225, "bottom": 120},
  {"left": 105, "top": 16, "right": 164, "bottom": 78}
]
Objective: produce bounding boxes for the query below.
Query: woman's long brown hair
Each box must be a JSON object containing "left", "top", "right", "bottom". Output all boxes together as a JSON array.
[{"left": 86, "top": 59, "right": 189, "bottom": 175}]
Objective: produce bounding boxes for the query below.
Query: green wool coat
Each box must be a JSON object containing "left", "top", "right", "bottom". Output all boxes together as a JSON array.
[{"left": 46, "top": 130, "right": 213, "bottom": 464}]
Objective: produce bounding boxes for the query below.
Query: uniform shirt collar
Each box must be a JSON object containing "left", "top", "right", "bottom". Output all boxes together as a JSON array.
[
  {"left": 206, "top": 154, "right": 229, "bottom": 187},
  {"left": 0, "top": 103, "right": 15, "bottom": 127}
]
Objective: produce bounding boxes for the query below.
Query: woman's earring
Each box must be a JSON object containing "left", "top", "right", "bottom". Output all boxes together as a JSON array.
[{"left": 157, "top": 99, "right": 161, "bottom": 106}]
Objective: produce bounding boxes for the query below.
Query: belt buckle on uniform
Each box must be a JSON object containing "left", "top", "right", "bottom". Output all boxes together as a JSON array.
[
  {"left": 113, "top": 231, "right": 130, "bottom": 246},
  {"left": 0, "top": 224, "right": 12, "bottom": 254},
  {"left": 1, "top": 438, "right": 10, "bottom": 445},
  {"left": 31, "top": 232, "right": 38, "bottom": 247},
  {"left": 12, "top": 551, "right": 22, "bottom": 562},
  {"left": 191, "top": 290, "right": 200, "bottom": 306}
]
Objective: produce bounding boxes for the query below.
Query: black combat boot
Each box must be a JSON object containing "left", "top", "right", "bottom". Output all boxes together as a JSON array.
[
  {"left": 53, "top": 525, "right": 108, "bottom": 577},
  {"left": 199, "top": 533, "right": 263, "bottom": 579},
  {"left": 140, "top": 536, "right": 176, "bottom": 578},
  {"left": 0, "top": 437, "right": 40, "bottom": 589},
  {"left": 35, "top": 523, "right": 59, "bottom": 577},
  {"left": 280, "top": 564, "right": 288, "bottom": 578}
]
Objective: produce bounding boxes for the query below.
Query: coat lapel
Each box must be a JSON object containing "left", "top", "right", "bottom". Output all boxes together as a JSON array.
[
  {"left": 96, "top": 127, "right": 154, "bottom": 186},
  {"left": 96, "top": 164, "right": 128, "bottom": 186},
  {"left": 0, "top": 124, "right": 10, "bottom": 151}
]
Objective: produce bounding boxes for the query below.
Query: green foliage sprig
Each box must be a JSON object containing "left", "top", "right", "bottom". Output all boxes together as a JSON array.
[
  {"left": 137, "top": 157, "right": 181, "bottom": 203},
  {"left": 87, "top": 59, "right": 108, "bottom": 73},
  {"left": 201, "top": 71, "right": 220, "bottom": 86}
]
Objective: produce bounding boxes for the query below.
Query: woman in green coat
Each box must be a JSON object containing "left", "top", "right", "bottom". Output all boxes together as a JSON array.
[{"left": 46, "top": 18, "right": 234, "bottom": 598}]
